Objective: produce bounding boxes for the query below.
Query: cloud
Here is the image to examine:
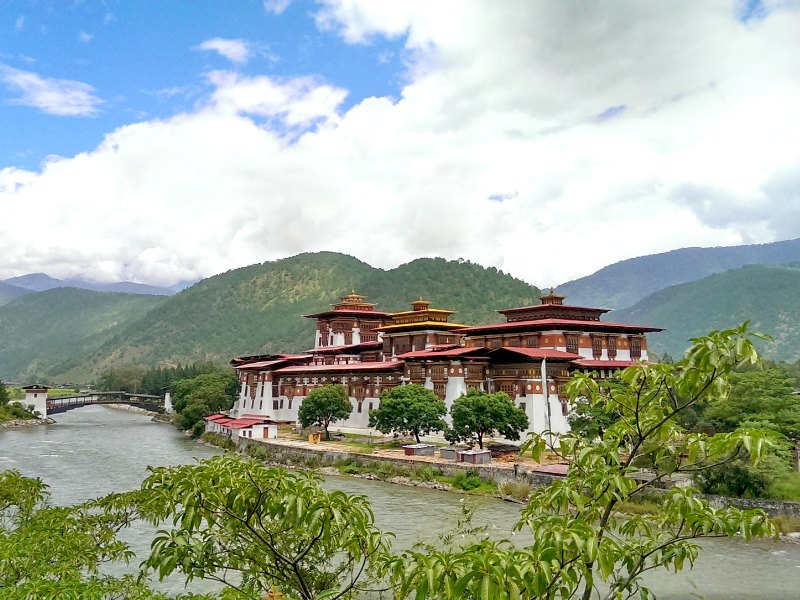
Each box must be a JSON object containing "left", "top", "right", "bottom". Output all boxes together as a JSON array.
[
  {"left": 0, "top": 64, "right": 102, "bottom": 116},
  {"left": 2, "top": 2, "right": 800, "bottom": 288},
  {"left": 78, "top": 30, "right": 93, "bottom": 43},
  {"left": 263, "top": 0, "right": 292, "bottom": 15},
  {"left": 196, "top": 38, "right": 253, "bottom": 65},
  {"left": 15, "top": 16, "right": 24, "bottom": 31}
]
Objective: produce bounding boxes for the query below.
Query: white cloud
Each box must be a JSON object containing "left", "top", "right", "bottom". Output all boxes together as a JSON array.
[
  {"left": 196, "top": 38, "right": 253, "bottom": 65},
  {"left": 78, "top": 30, "right": 93, "bottom": 43},
  {"left": 263, "top": 0, "right": 292, "bottom": 15},
  {"left": 0, "top": 64, "right": 102, "bottom": 116},
  {"left": 3, "top": 2, "right": 800, "bottom": 289},
  {"left": 14, "top": 16, "right": 24, "bottom": 31}
]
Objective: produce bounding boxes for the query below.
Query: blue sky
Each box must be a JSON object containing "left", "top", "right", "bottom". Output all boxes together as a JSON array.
[
  {"left": 1, "top": 0, "right": 406, "bottom": 169},
  {"left": 1, "top": 1, "right": 799, "bottom": 287}
]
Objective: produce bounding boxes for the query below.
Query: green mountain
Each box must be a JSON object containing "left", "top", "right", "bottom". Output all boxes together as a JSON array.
[
  {"left": 557, "top": 237, "right": 800, "bottom": 309},
  {"left": 0, "top": 288, "right": 166, "bottom": 382},
  {"left": 53, "top": 252, "right": 539, "bottom": 382},
  {"left": 614, "top": 264, "right": 800, "bottom": 361}
]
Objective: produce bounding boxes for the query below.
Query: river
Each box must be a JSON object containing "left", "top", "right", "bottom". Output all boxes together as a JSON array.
[{"left": 1, "top": 406, "right": 799, "bottom": 599}]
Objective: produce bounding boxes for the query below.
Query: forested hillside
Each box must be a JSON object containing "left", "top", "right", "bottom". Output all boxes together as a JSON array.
[
  {"left": 557, "top": 237, "right": 800, "bottom": 309},
  {"left": 0, "top": 282, "right": 30, "bottom": 307},
  {"left": 52, "top": 253, "right": 539, "bottom": 382},
  {"left": 0, "top": 288, "right": 166, "bottom": 382},
  {"left": 614, "top": 264, "right": 800, "bottom": 361}
]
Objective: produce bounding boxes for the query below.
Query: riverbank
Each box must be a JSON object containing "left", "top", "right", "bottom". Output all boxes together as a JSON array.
[
  {"left": 196, "top": 432, "right": 800, "bottom": 538},
  {"left": 0, "top": 417, "right": 55, "bottom": 429}
]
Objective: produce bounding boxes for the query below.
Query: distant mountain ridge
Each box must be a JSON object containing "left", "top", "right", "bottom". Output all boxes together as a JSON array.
[
  {"left": 1, "top": 272, "right": 183, "bottom": 297},
  {"left": 613, "top": 263, "right": 800, "bottom": 361},
  {"left": 1, "top": 252, "right": 540, "bottom": 383},
  {"left": 557, "top": 237, "right": 800, "bottom": 309}
]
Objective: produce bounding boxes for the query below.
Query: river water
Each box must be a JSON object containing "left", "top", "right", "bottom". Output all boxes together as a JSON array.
[{"left": 1, "top": 406, "right": 799, "bottom": 599}]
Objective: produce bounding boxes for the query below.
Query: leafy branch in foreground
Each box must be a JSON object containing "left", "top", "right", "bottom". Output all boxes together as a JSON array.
[
  {"left": 0, "top": 469, "right": 161, "bottom": 600},
  {"left": 135, "top": 455, "right": 392, "bottom": 600},
  {"left": 383, "top": 323, "right": 780, "bottom": 599}
]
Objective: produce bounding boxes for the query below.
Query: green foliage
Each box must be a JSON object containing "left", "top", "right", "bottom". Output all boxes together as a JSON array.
[
  {"left": 411, "top": 465, "right": 438, "bottom": 482},
  {"left": 170, "top": 369, "right": 238, "bottom": 431},
  {"left": 245, "top": 444, "right": 269, "bottom": 461},
  {"left": 567, "top": 395, "right": 619, "bottom": 440},
  {"left": 0, "top": 380, "right": 8, "bottom": 405},
  {"left": 369, "top": 383, "right": 447, "bottom": 443},
  {"left": 135, "top": 455, "right": 392, "bottom": 600},
  {"left": 0, "top": 469, "right": 160, "bottom": 599},
  {"left": 383, "top": 324, "right": 780, "bottom": 600},
  {"left": 97, "top": 364, "right": 147, "bottom": 393},
  {"left": 199, "top": 432, "right": 237, "bottom": 451},
  {"left": 498, "top": 480, "right": 533, "bottom": 501},
  {"left": 452, "top": 470, "right": 484, "bottom": 491},
  {"left": 446, "top": 389, "right": 529, "bottom": 449},
  {"left": 298, "top": 384, "right": 352, "bottom": 440}
]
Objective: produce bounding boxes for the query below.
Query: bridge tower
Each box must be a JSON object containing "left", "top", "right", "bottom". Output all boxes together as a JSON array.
[
  {"left": 20, "top": 384, "right": 49, "bottom": 417},
  {"left": 163, "top": 389, "right": 175, "bottom": 414}
]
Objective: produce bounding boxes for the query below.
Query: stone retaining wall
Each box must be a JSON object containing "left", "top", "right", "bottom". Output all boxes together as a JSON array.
[
  {"left": 238, "top": 438, "right": 800, "bottom": 518},
  {"left": 700, "top": 494, "right": 800, "bottom": 519},
  {"left": 238, "top": 438, "right": 560, "bottom": 488}
]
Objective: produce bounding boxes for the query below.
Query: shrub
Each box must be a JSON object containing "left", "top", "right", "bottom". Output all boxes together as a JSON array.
[
  {"left": 453, "top": 469, "right": 483, "bottom": 491},
  {"left": 190, "top": 421, "right": 206, "bottom": 439},
  {"left": 339, "top": 463, "right": 364, "bottom": 475},
  {"left": 772, "top": 515, "right": 800, "bottom": 534},
  {"left": 498, "top": 481, "right": 533, "bottom": 501},
  {"left": 768, "top": 472, "right": 800, "bottom": 501},
  {"left": 375, "top": 461, "right": 402, "bottom": 480},
  {"left": 411, "top": 465, "right": 437, "bottom": 482},
  {"left": 200, "top": 432, "right": 236, "bottom": 451},
  {"left": 246, "top": 445, "right": 268, "bottom": 461}
]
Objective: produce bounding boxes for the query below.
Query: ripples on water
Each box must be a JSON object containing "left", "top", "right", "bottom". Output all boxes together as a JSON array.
[{"left": 2, "top": 405, "right": 799, "bottom": 598}]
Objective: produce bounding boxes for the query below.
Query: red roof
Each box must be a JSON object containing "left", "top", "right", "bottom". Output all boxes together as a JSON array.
[
  {"left": 227, "top": 418, "right": 269, "bottom": 429},
  {"left": 307, "top": 341, "right": 383, "bottom": 355},
  {"left": 497, "top": 304, "right": 609, "bottom": 315},
  {"left": 572, "top": 359, "right": 642, "bottom": 368},
  {"left": 457, "top": 318, "right": 663, "bottom": 334},
  {"left": 397, "top": 347, "right": 485, "bottom": 359},
  {"left": 204, "top": 413, "right": 230, "bottom": 422},
  {"left": 490, "top": 347, "right": 581, "bottom": 360},
  {"left": 233, "top": 359, "right": 288, "bottom": 370},
  {"left": 273, "top": 360, "right": 404, "bottom": 374},
  {"left": 303, "top": 309, "right": 394, "bottom": 319},
  {"left": 204, "top": 414, "right": 235, "bottom": 426}
]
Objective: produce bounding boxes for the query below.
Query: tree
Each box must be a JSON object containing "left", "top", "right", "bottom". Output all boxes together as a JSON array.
[
  {"left": 0, "top": 469, "right": 162, "bottom": 599},
  {"left": 0, "top": 380, "right": 9, "bottom": 405},
  {"left": 385, "top": 324, "right": 779, "bottom": 599},
  {"left": 298, "top": 384, "right": 352, "bottom": 440},
  {"left": 171, "top": 369, "right": 238, "bottom": 430},
  {"left": 96, "top": 365, "right": 146, "bottom": 393},
  {"left": 369, "top": 384, "right": 447, "bottom": 443},
  {"left": 567, "top": 395, "right": 619, "bottom": 440},
  {"left": 136, "top": 455, "right": 390, "bottom": 600},
  {"left": 445, "top": 388, "right": 529, "bottom": 449}
]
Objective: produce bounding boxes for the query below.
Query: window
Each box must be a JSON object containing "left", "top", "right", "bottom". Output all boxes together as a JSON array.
[
  {"left": 566, "top": 335, "right": 579, "bottom": 354},
  {"left": 608, "top": 337, "right": 617, "bottom": 359},
  {"left": 259, "top": 400, "right": 263, "bottom": 410},
  {"left": 273, "top": 400, "right": 279, "bottom": 410},
  {"left": 592, "top": 337, "right": 603, "bottom": 359},
  {"left": 630, "top": 337, "right": 642, "bottom": 359},
  {"left": 288, "top": 398, "right": 293, "bottom": 410},
  {"left": 368, "top": 402, "right": 373, "bottom": 411},
  {"left": 519, "top": 402, "right": 526, "bottom": 412},
  {"left": 357, "top": 401, "right": 363, "bottom": 413},
  {"left": 280, "top": 398, "right": 284, "bottom": 409}
]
